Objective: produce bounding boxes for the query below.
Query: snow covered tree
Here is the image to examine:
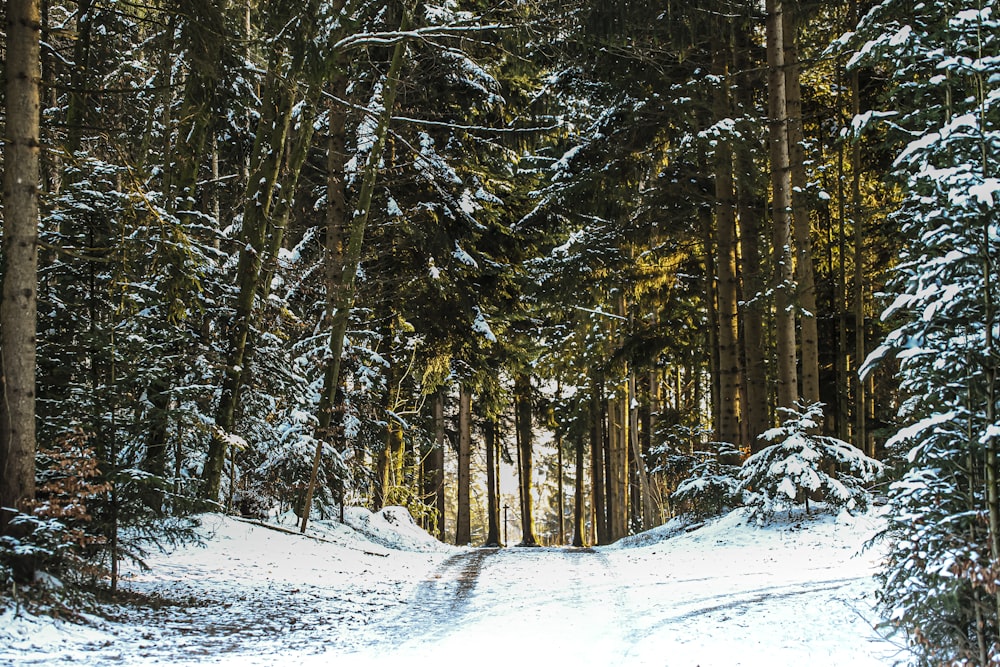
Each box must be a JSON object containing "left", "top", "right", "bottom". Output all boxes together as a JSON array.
[
  {"left": 845, "top": 1, "right": 1000, "bottom": 662},
  {"left": 740, "top": 401, "right": 883, "bottom": 518}
]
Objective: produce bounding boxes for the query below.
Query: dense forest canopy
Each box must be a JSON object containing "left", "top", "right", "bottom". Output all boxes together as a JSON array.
[{"left": 1, "top": 0, "right": 999, "bottom": 663}]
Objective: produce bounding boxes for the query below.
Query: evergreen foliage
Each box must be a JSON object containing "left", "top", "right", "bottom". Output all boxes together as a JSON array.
[
  {"left": 845, "top": 1, "right": 1000, "bottom": 662},
  {"left": 741, "top": 402, "right": 883, "bottom": 518}
]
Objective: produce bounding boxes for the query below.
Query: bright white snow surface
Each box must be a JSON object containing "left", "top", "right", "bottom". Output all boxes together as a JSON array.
[{"left": 1, "top": 506, "right": 904, "bottom": 666}]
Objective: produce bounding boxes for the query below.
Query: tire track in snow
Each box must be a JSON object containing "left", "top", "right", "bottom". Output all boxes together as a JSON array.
[{"left": 372, "top": 547, "right": 497, "bottom": 644}]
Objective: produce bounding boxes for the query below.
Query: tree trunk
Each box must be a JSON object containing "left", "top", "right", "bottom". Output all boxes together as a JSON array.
[
  {"left": 1, "top": 0, "right": 42, "bottom": 531},
  {"left": 484, "top": 418, "right": 502, "bottom": 546},
  {"left": 589, "top": 371, "right": 608, "bottom": 544},
  {"left": 784, "top": 6, "right": 820, "bottom": 407},
  {"left": 456, "top": 385, "right": 472, "bottom": 545},
  {"left": 712, "top": 39, "right": 742, "bottom": 450},
  {"left": 427, "top": 391, "right": 447, "bottom": 540},
  {"left": 735, "top": 18, "right": 771, "bottom": 453},
  {"left": 700, "top": 206, "right": 721, "bottom": 438},
  {"left": 851, "top": 66, "right": 867, "bottom": 454},
  {"left": 557, "top": 430, "right": 565, "bottom": 544},
  {"left": 766, "top": 0, "right": 798, "bottom": 411},
  {"left": 607, "top": 390, "right": 628, "bottom": 542},
  {"left": 572, "top": 431, "right": 586, "bottom": 547},
  {"left": 515, "top": 374, "right": 538, "bottom": 546}
]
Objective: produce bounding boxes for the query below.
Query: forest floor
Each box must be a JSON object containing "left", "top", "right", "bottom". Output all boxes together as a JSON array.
[{"left": 1, "top": 505, "right": 907, "bottom": 666}]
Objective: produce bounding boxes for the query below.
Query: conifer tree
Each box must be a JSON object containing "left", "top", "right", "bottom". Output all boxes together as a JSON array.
[{"left": 848, "top": 1, "right": 1000, "bottom": 662}]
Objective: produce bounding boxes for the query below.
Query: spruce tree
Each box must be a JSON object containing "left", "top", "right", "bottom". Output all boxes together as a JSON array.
[{"left": 848, "top": 1, "right": 1000, "bottom": 662}]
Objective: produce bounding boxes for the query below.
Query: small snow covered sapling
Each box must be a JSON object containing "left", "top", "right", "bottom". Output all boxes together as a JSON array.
[{"left": 740, "top": 401, "right": 884, "bottom": 517}]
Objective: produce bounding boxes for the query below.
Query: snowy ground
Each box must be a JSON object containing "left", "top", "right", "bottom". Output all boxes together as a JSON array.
[{"left": 1, "top": 506, "right": 906, "bottom": 666}]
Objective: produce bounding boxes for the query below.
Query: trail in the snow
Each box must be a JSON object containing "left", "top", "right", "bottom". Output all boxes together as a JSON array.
[{"left": 352, "top": 546, "right": 632, "bottom": 664}]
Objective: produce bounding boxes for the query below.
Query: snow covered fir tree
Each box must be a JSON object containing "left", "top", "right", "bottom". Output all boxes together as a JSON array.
[{"left": 0, "top": 0, "right": 998, "bottom": 664}]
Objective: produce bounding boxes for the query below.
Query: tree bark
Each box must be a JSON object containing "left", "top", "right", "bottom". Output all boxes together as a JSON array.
[
  {"left": 589, "top": 371, "right": 608, "bottom": 544},
  {"left": 204, "top": 55, "right": 297, "bottom": 502},
  {"left": 456, "top": 384, "right": 472, "bottom": 545},
  {"left": 484, "top": 418, "right": 502, "bottom": 546},
  {"left": 556, "top": 429, "right": 565, "bottom": 544},
  {"left": 572, "top": 431, "right": 586, "bottom": 547},
  {"left": 784, "top": 6, "right": 820, "bottom": 407},
  {"left": 734, "top": 19, "right": 770, "bottom": 449},
  {"left": 712, "top": 39, "right": 742, "bottom": 450},
  {"left": 766, "top": 0, "right": 798, "bottom": 410},
  {"left": 515, "top": 374, "right": 538, "bottom": 546},
  {"left": 850, "top": 65, "right": 867, "bottom": 454},
  {"left": 1, "top": 0, "right": 42, "bottom": 530}
]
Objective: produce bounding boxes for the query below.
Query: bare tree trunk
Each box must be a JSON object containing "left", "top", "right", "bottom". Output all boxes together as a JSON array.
[
  {"left": 700, "top": 206, "right": 721, "bottom": 439},
  {"left": 850, "top": 65, "right": 867, "bottom": 454},
  {"left": 515, "top": 374, "right": 538, "bottom": 546},
  {"left": 784, "top": 6, "right": 820, "bottom": 407},
  {"left": 712, "top": 39, "right": 742, "bottom": 449},
  {"left": 589, "top": 371, "right": 608, "bottom": 544},
  {"left": 484, "top": 418, "right": 501, "bottom": 546},
  {"left": 735, "top": 20, "right": 771, "bottom": 449},
  {"left": 426, "top": 391, "right": 447, "bottom": 540},
  {"left": 456, "top": 385, "right": 472, "bottom": 545},
  {"left": 556, "top": 429, "right": 565, "bottom": 544},
  {"left": 607, "top": 389, "right": 628, "bottom": 542},
  {"left": 1, "top": 0, "right": 41, "bottom": 531},
  {"left": 766, "top": 0, "right": 798, "bottom": 410},
  {"left": 572, "top": 431, "right": 586, "bottom": 547}
]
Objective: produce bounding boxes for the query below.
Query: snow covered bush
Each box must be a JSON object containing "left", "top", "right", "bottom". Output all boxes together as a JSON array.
[{"left": 740, "top": 402, "right": 883, "bottom": 518}]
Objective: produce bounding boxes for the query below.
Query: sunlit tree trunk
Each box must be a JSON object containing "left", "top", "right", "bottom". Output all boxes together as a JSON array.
[
  {"left": 425, "top": 392, "right": 448, "bottom": 539},
  {"left": 784, "top": 6, "right": 819, "bottom": 407},
  {"left": 766, "top": 0, "right": 798, "bottom": 410},
  {"left": 1, "top": 0, "right": 42, "bottom": 531}
]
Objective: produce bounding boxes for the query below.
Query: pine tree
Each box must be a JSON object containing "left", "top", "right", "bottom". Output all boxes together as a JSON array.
[{"left": 848, "top": 1, "right": 1000, "bottom": 662}]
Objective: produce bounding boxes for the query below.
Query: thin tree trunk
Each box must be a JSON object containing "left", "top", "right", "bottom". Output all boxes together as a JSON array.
[
  {"left": 1, "top": 0, "right": 42, "bottom": 531},
  {"left": 784, "top": 6, "right": 820, "bottom": 407},
  {"left": 428, "top": 392, "right": 447, "bottom": 540},
  {"left": 735, "top": 19, "right": 770, "bottom": 449},
  {"left": 766, "top": 0, "right": 798, "bottom": 411},
  {"left": 556, "top": 430, "right": 565, "bottom": 544},
  {"left": 484, "top": 419, "right": 501, "bottom": 546},
  {"left": 836, "top": 57, "right": 851, "bottom": 442},
  {"left": 607, "top": 390, "right": 627, "bottom": 542},
  {"left": 851, "top": 66, "right": 867, "bottom": 454},
  {"left": 515, "top": 374, "right": 538, "bottom": 546},
  {"left": 573, "top": 431, "right": 586, "bottom": 547},
  {"left": 456, "top": 385, "right": 472, "bottom": 545},
  {"left": 700, "top": 206, "right": 721, "bottom": 439},
  {"left": 712, "top": 39, "right": 742, "bottom": 449},
  {"left": 590, "top": 371, "right": 608, "bottom": 544}
]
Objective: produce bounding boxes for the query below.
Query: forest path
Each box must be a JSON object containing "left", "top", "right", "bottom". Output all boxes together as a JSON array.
[{"left": 358, "top": 546, "right": 632, "bottom": 663}]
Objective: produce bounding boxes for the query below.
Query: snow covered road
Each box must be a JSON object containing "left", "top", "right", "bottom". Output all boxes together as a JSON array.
[{"left": 1, "top": 507, "right": 907, "bottom": 666}]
